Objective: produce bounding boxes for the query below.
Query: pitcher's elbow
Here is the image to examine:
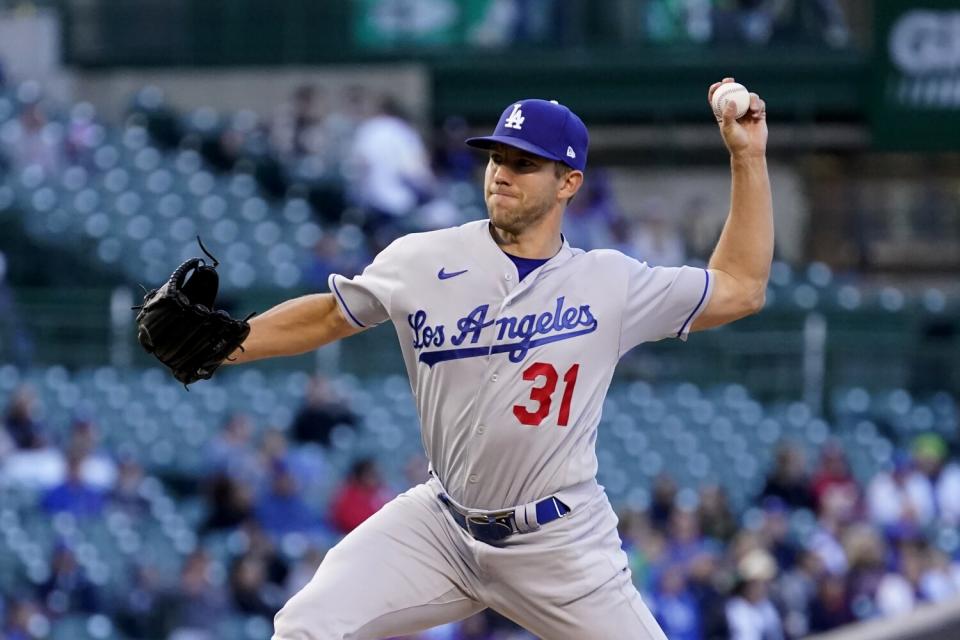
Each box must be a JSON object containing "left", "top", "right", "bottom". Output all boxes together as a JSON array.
[{"left": 746, "top": 287, "right": 767, "bottom": 315}]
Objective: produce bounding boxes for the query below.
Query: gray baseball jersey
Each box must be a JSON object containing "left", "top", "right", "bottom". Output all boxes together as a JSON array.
[{"left": 329, "top": 219, "right": 711, "bottom": 511}]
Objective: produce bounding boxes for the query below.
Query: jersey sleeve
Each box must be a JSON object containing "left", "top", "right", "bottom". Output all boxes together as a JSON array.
[
  {"left": 328, "top": 240, "right": 403, "bottom": 329},
  {"left": 618, "top": 257, "right": 713, "bottom": 356}
]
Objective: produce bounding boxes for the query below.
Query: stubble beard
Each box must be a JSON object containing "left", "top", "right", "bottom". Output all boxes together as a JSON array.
[{"left": 488, "top": 198, "right": 552, "bottom": 237}]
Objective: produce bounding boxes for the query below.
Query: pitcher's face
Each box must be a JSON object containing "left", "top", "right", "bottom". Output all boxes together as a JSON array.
[{"left": 484, "top": 145, "right": 567, "bottom": 236}]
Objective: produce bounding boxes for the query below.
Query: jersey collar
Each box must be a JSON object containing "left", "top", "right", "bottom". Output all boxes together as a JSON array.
[{"left": 476, "top": 220, "right": 576, "bottom": 275}]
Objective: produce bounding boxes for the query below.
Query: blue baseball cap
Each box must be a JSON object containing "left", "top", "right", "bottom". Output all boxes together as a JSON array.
[{"left": 466, "top": 99, "right": 589, "bottom": 171}]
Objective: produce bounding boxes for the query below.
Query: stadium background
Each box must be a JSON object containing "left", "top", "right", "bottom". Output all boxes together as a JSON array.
[{"left": 0, "top": 0, "right": 958, "bottom": 638}]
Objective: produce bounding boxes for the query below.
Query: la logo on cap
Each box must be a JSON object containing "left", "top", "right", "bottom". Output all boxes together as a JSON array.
[{"left": 504, "top": 103, "right": 525, "bottom": 130}]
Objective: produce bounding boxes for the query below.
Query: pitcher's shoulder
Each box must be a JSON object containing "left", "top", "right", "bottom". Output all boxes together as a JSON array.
[
  {"left": 571, "top": 247, "right": 637, "bottom": 271},
  {"left": 385, "top": 222, "right": 478, "bottom": 257}
]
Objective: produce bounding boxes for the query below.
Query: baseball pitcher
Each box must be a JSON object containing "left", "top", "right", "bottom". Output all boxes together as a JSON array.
[{"left": 221, "top": 79, "right": 772, "bottom": 639}]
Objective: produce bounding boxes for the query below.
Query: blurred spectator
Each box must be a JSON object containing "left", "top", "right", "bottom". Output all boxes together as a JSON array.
[
  {"left": 159, "top": 550, "right": 227, "bottom": 640},
  {"left": 255, "top": 461, "right": 322, "bottom": 538},
  {"left": 205, "top": 413, "right": 261, "bottom": 481},
  {"left": 290, "top": 375, "right": 358, "bottom": 448},
  {"left": 271, "top": 84, "right": 328, "bottom": 161},
  {"left": 239, "top": 519, "right": 291, "bottom": 588},
  {"left": 867, "top": 452, "right": 936, "bottom": 531},
  {"left": 807, "top": 573, "right": 854, "bottom": 633},
  {"left": 68, "top": 418, "right": 118, "bottom": 490},
  {"left": 6, "top": 101, "right": 61, "bottom": 174},
  {"left": 258, "top": 426, "right": 325, "bottom": 495},
  {"left": 1, "top": 443, "right": 64, "bottom": 489},
  {"left": 229, "top": 553, "right": 284, "bottom": 617},
  {"left": 920, "top": 547, "right": 960, "bottom": 603},
  {"left": 725, "top": 549, "right": 784, "bottom": 640},
  {"left": 666, "top": 506, "right": 709, "bottom": 567},
  {"left": 698, "top": 484, "right": 738, "bottom": 543},
  {"left": 329, "top": 458, "right": 390, "bottom": 534},
  {"left": 2, "top": 598, "right": 47, "bottom": 640},
  {"left": 37, "top": 544, "right": 101, "bottom": 616},
  {"left": 686, "top": 547, "right": 730, "bottom": 639},
  {"left": 40, "top": 450, "right": 105, "bottom": 518},
  {"left": 910, "top": 434, "right": 960, "bottom": 527},
  {"left": 842, "top": 524, "right": 886, "bottom": 616},
  {"left": 651, "top": 563, "right": 702, "bottom": 640},
  {"left": 346, "top": 95, "right": 437, "bottom": 239},
  {"left": 810, "top": 441, "right": 861, "bottom": 519},
  {"left": 200, "top": 472, "right": 254, "bottom": 534},
  {"left": 115, "top": 564, "right": 166, "bottom": 639},
  {"left": 64, "top": 102, "right": 101, "bottom": 168},
  {"left": 760, "top": 444, "right": 815, "bottom": 511},
  {"left": 109, "top": 456, "right": 150, "bottom": 515},
  {"left": 876, "top": 541, "right": 928, "bottom": 617},
  {"left": 650, "top": 474, "right": 678, "bottom": 531},
  {"left": 757, "top": 497, "right": 798, "bottom": 570},
  {"left": 619, "top": 510, "right": 663, "bottom": 592},
  {"left": 806, "top": 512, "right": 848, "bottom": 578},
  {"left": 773, "top": 549, "right": 823, "bottom": 638},
  {"left": 4, "top": 385, "right": 46, "bottom": 449}
]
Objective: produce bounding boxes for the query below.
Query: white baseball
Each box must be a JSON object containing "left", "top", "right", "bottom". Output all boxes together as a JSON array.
[{"left": 711, "top": 82, "right": 750, "bottom": 121}]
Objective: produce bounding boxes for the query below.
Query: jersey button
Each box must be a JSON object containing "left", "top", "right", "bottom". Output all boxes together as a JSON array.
[
  {"left": 491, "top": 374, "right": 498, "bottom": 382},
  {"left": 504, "top": 273, "right": 512, "bottom": 281},
  {"left": 468, "top": 474, "right": 479, "bottom": 483},
  {"left": 476, "top": 425, "right": 486, "bottom": 435}
]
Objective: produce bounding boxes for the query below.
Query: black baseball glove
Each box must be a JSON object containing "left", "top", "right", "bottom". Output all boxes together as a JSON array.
[{"left": 133, "top": 239, "right": 253, "bottom": 387}]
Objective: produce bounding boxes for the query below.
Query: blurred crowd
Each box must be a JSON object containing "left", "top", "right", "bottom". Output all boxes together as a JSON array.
[
  {"left": 0, "top": 377, "right": 385, "bottom": 639},
  {"left": 140, "top": 81, "right": 715, "bottom": 282},
  {"left": 622, "top": 437, "right": 960, "bottom": 639},
  {"left": 0, "top": 72, "right": 714, "bottom": 298},
  {"left": 3, "top": 376, "right": 960, "bottom": 639}
]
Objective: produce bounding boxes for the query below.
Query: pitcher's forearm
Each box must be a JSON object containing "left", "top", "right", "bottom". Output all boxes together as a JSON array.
[
  {"left": 709, "top": 154, "right": 773, "bottom": 300},
  {"left": 228, "top": 294, "right": 361, "bottom": 364}
]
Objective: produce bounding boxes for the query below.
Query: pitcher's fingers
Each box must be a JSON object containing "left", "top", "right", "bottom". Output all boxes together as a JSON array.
[
  {"left": 708, "top": 81, "right": 723, "bottom": 103},
  {"left": 749, "top": 98, "right": 767, "bottom": 118},
  {"left": 721, "top": 100, "right": 739, "bottom": 127}
]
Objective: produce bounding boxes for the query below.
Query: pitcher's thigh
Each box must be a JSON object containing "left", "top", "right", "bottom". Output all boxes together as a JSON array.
[
  {"left": 504, "top": 567, "right": 667, "bottom": 640},
  {"left": 273, "top": 486, "right": 483, "bottom": 640}
]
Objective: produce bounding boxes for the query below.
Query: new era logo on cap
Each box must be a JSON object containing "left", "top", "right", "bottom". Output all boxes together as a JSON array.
[{"left": 465, "top": 98, "right": 589, "bottom": 171}]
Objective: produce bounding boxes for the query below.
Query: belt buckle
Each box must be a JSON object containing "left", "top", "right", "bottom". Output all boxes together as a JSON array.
[{"left": 466, "top": 510, "right": 515, "bottom": 543}]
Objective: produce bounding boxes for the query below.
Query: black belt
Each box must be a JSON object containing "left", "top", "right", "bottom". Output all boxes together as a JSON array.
[{"left": 437, "top": 492, "right": 570, "bottom": 544}]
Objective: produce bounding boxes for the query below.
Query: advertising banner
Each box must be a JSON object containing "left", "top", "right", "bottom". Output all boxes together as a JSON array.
[{"left": 872, "top": 1, "right": 960, "bottom": 150}]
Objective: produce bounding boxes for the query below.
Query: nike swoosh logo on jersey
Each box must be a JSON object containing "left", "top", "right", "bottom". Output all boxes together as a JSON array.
[{"left": 438, "top": 268, "right": 469, "bottom": 280}]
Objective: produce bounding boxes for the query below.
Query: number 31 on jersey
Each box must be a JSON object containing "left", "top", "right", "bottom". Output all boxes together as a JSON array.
[{"left": 512, "top": 362, "right": 580, "bottom": 427}]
